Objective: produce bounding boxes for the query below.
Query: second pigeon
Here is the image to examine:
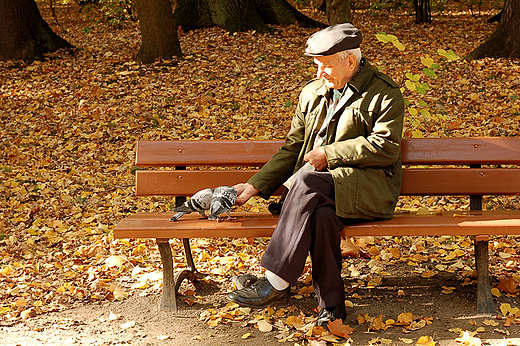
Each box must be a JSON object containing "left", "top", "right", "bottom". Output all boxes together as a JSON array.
[{"left": 208, "top": 186, "right": 237, "bottom": 221}]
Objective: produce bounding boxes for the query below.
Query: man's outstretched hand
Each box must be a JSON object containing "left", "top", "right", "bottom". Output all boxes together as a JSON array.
[{"left": 232, "top": 183, "right": 260, "bottom": 206}]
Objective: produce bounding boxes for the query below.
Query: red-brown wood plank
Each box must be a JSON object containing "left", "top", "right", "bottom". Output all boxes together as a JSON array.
[
  {"left": 135, "top": 138, "right": 520, "bottom": 167},
  {"left": 136, "top": 140, "right": 283, "bottom": 167},
  {"left": 113, "top": 211, "right": 520, "bottom": 239},
  {"left": 135, "top": 168, "right": 520, "bottom": 196},
  {"left": 402, "top": 137, "right": 520, "bottom": 165}
]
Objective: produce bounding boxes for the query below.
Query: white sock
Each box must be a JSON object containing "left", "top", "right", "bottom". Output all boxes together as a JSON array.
[{"left": 265, "top": 270, "right": 290, "bottom": 291}]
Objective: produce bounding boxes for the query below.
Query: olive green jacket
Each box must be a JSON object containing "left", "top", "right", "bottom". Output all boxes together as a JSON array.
[{"left": 249, "top": 60, "right": 404, "bottom": 220}]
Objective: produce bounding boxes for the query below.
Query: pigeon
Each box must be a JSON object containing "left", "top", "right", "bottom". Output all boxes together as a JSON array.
[
  {"left": 169, "top": 188, "right": 214, "bottom": 221},
  {"left": 208, "top": 186, "right": 237, "bottom": 221}
]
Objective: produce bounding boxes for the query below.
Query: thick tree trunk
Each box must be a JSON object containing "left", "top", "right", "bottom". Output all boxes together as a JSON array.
[
  {"left": 135, "top": 0, "right": 182, "bottom": 64},
  {"left": 465, "top": 0, "right": 520, "bottom": 60},
  {"left": 174, "top": 0, "right": 325, "bottom": 34},
  {"left": 0, "top": 0, "right": 73, "bottom": 63},
  {"left": 414, "top": 0, "right": 431, "bottom": 24},
  {"left": 325, "top": 0, "right": 352, "bottom": 25}
]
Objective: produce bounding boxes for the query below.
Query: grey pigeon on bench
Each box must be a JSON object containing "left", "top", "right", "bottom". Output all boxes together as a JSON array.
[
  {"left": 208, "top": 186, "right": 237, "bottom": 221},
  {"left": 169, "top": 188, "right": 214, "bottom": 221}
]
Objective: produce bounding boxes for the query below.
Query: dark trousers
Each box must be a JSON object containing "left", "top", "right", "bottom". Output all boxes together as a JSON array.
[{"left": 261, "top": 171, "right": 345, "bottom": 308}]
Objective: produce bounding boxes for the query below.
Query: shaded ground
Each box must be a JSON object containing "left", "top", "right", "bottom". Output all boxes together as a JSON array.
[{"left": 2, "top": 262, "right": 520, "bottom": 345}]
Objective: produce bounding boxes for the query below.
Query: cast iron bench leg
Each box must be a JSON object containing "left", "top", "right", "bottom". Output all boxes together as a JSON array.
[
  {"left": 157, "top": 238, "right": 177, "bottom": 311},
  {"left": 475, "top": 236, "right": 496, "bottom": 315},
  {"left": 156, "top": 238, "right": 198, "bottom": 311}
]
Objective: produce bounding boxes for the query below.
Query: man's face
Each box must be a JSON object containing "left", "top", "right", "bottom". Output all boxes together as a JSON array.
[{"left": 313, "top": 53, "right": 356, "bottom": 89}]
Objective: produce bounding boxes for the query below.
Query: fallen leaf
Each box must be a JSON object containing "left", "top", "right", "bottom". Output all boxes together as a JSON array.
[
  {"left": 108, "top": 310, "right": 119, "bottom": 321},
  {"left": 421, "top": 271, "right": 436, "bottom": 278},
  {"left": 503, "top": 316, "right": 515, "bottom": 327},
  {"left": 104, "top": 255, "right": 128, "bottom": 268},
  {"left": 497, "top": 277, "right": 518, "bottom": 294},
  {"left": 455, "top": 330, "right": 481, "bottom": 346},
  {"left": 482, "top": 319, "right": 498, "bottom": 326},
  {"left": 369, "top": 314, "right": 384, "bottom": 331},
  {"left": 328, "top": 319, "right": 354, "bottom": 338},
  {"left": 416, "top": 335, "right": 436, "bottom": 346},
  {"left": 257, "top": 319, "right": 273, "bottom": 332},
  {"left": 442, "top": 286, "right": 455, "bottom": 294},
  {"left": 121, "top": 321, "right": 136, "bottom": 329},
  {"left": 398, "top": 312, "right": 414, "bottom": 325}
]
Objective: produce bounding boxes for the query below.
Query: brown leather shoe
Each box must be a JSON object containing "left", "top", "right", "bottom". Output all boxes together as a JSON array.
[
  {"left": 227, "top": 277, "right": 290, "bottom": 308},
  {"left": 315, "top": 303, "right": 347, "bottom": 327}
]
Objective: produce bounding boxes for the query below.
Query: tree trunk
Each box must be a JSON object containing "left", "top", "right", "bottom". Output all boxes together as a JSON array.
[
  {"left": 174, "top": 0, "right": 325, "bottom": 34},
  {"left": 325, "top": 0, "right": 352, "bottom": 25},
  {"left": 414, "top": 0, "right": 431, "bottom": 24},
  {"left": 135, "top": 0, "right": 182, "bottom": 64},
  {"left": 0, "top": 0, "right": 73, "bottom": 63},
  {"left": 465, "top": 0, "right": 520, "bottom": 60}
]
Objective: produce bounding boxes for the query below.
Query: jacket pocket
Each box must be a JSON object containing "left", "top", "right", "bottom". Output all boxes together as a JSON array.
[{"left": 355, "top": 167, "right": 399, "bottom": 218}]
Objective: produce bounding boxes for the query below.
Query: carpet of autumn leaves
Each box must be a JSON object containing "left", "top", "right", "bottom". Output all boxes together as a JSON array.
[{"left": 2, "top": 1, "right": 520, "bottom": 344}]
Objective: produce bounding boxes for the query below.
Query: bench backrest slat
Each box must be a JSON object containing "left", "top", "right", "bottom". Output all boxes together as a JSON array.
[
  {"left": 136, "top": 138, "right": 520, "bottom": 167},
  {"left": 402, "top": 137, "right": 520, "bottom": 165},
  {"left": 135, "top": 168, "right": 520, "bottom": 196},
  {"left": 134, "top": 137, "right": 520, "bottom": 198},
  {"left": 136, "top": 140, "right": 283, "bottom": 167}
]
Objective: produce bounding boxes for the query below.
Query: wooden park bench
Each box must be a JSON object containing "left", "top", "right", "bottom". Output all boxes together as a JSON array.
[{"left": 114, "top": 137, "right": 520, "bottom": 314}]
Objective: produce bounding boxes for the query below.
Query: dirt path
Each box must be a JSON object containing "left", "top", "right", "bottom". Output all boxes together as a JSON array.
[{"left": 2, "top": 267, "right": 520, "bottom": 346}]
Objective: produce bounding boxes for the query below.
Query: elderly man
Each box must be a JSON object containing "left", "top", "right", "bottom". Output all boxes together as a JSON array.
[{"left": 228, "top": 23, "right": 404, "bottom": 326}]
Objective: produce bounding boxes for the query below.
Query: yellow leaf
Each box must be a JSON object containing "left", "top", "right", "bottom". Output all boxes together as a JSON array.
[
  {"left": 420, "top": 57, "right": 434, "bottom": 68},
  {"left": 408, "top": 107, "right": 418, "bottom": 116},
  {"left": 297, "top": 286, "right": 314, "bottom": 295},
  {"left": 442, "top": 286, "right": 455, "bottom": 294},
  {"left": 411, "top": 129, "right": 424, "bottom": 138},
  {"left": 405, "top": 79, "right": 417, "bottom": 91},
  {"left": 491, "top": 288, "right": 501, "bottom": 297},
  {"left": 416, "top": 335, "right": 436, "bottom": 346},
  {"left": 421, "top": 271, "right": 436, "bottom": 278},
  {"left": 241, "top": 333, "right": 251, "bottom": 339},
  {"left": 345, "top": 299, "right": 354, "bottom": 308},
  {"left": 286, "top": 315, "right": 304, "bottom": 328},
  {"left": 500, "top": 303, "right": 514, "bottom": 316},
  {"left": 393, "top": 40, "right": 406, "bottom": 51},
  {"left": 482, "top": 319, "right": 499, "bottom": 326},
  {"left": 398, "top": 312, "right": 414, "bottom": 325},
  {"left": 0, "top": 265, "right": 14, "bottom": 276}
]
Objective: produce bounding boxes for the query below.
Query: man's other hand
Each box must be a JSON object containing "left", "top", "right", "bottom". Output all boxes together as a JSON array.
[{"left": 304, "top": 147, "right": 328, "bottom": 171}]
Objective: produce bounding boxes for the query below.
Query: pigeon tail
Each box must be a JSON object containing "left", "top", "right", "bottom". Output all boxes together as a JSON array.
[{"left": 169, "top": 211, "right": 186, "bottom": 222}]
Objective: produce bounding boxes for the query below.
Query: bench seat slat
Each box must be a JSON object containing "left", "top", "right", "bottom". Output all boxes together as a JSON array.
[
  {"left": 114, "top": 211, "right": 520, "bottom": 239},
  {"left": 135, "top": 168, "right": 520, "bottom": 196}
]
